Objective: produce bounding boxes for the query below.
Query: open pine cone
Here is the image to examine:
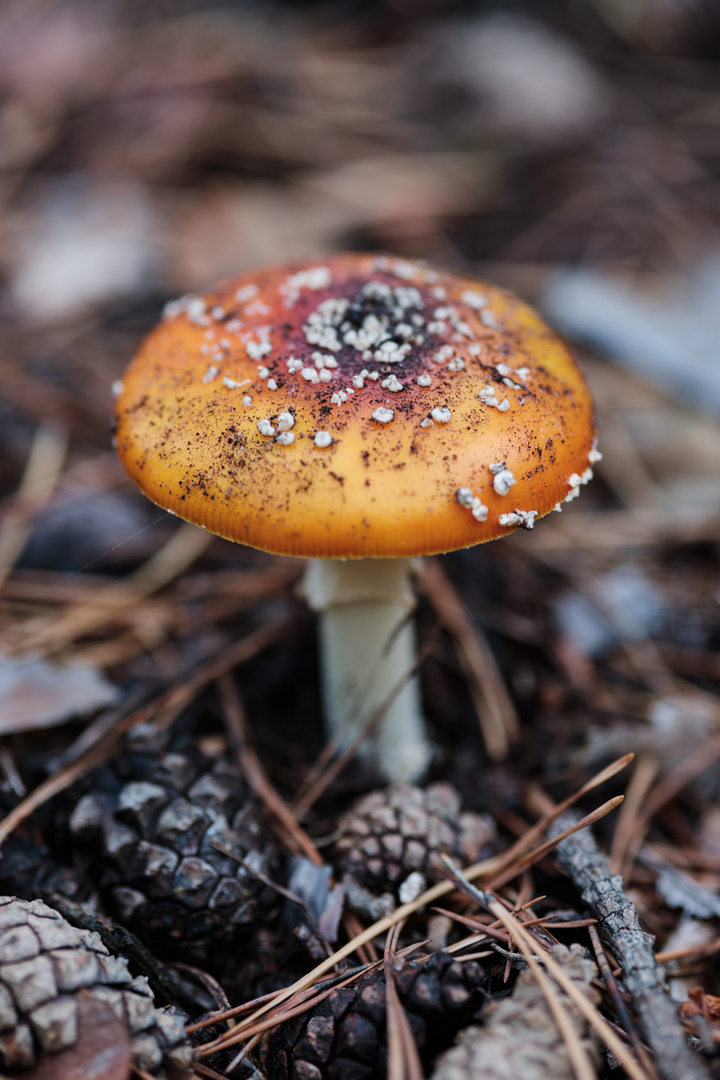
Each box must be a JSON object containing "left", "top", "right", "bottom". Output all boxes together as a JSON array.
[
  {"left": 70, "top": 746, "right": 277, "bottom": 960},
  {"left": 431, "top": 944, "right": 599, "bottom": 1080},
  {"left": 333, "top": 783, "right": 495, "bottom": 909},
  {"left": 0, "top": 896, "right": 192, "bottom": 1077},
  {"left": 267, "top": 950, "right": 490, "bottom": 1080}
]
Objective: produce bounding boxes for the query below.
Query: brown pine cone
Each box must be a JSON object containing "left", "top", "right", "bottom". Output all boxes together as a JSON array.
[
  {"left": 69, "top": 747, "right": 277, "bottom": 960},
  {"left": 333, "top": 783, "right": 495, "bottom": 911},
  {"left": 0, "top": 895, "right": 193, "bottom": 1077},
  {"left": 266, "top": 950, "right": 490, "bottom": 1080},
  {"left": 431, "top": 944, "right": 599, "bottom": 1080}
]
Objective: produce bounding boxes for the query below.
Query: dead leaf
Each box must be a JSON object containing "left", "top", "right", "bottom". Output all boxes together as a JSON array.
[
  {"left": 22, "top": 993, "right": 132, "bottom": 1080},
  {"left": 0, "top": 653, "right": 118, "bottom": 734}
]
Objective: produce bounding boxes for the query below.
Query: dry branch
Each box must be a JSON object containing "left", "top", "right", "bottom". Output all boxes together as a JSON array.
[{"left": 546, "top": 810, "right": 710, "bottom": 1080}]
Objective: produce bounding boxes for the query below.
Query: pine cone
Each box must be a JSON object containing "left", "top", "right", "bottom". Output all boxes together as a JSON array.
[
  {"left": 333, "top": 784, "right": 495, "bottom": 909},
  {"left": 0, "top": 895, "right": 192, "bottom": 1077},
  {"left": 0, "top": 831, "right": 99, "bottom": 912},
  {"left": 431, "top": 944, "right": 599, "bottom": 1080},
  {"left": 69, "top": 747, "right": 276, "bottom": 960},
  {"left": 0, "top": 788, "right": 98, "bottom": 910},
  {"left": 266, "top": 950, "right": 490, "bottom": 1080}
]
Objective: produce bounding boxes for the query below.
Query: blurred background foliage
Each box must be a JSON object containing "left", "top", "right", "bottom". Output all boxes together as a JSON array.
[
  {"left": 3, "top": 0, "right": 720, "bottom": 530},
  {"left": 1, "top": 0, "right": 720, "bottom": 762}
]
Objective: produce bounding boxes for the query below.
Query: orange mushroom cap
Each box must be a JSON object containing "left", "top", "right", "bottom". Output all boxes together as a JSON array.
[{"left": 114, "top": 253, "right": 597, "bottom": 558}]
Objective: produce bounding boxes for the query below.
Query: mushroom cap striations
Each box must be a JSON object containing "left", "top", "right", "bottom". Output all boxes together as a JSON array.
[{"left": 114, "top": 254, "right": 596, "bottom": 558}]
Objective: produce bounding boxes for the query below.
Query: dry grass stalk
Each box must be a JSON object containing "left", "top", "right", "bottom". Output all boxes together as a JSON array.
[
  {"left": 490, "top": 755, "right": 633, "bottom": 882},
  {"left": 517, "top": 508, "right": 720, "bottom": 554},
  {"left": 436, "top": 905, "right": 597, "bottom": 962},
  {"left": 490, "top": 796, "right": 624, "bottom": 891},
  {"left": 543, "top": 807, "right": 711, "bottom": 1080},
  {"left": 496, "top": 906, "right": 650, "bottom": 1080},
  {"left": 200, "top": 963, "right": 378, "bottom": 1056},
  {"left": 344, "top": 909, "right": 380, "bottom": 965},
  {"left": 385, "top": 922, "right": 424, "bottom": 1080},
  {"left": 417, "top": 559, "right": 520, "bottom": 760},
  {"left": 637, "top": 729, "right": 720, "bottom": 827},
  {"left": 12, "top": 522, "right": 212, "bottom": 657},
  {"left": 0, "top": 617, "right": 292, "bottom": 845},
  {"left": 186, "top": 967, "right": 371, "bottom": 1034},
  {"left": 442, "top": 861, "right": 652, "bottom": 1080},
  {"left": 588, "top": 924, "right": 658, "bottom": 1079},
  {"left": 193, "top": 1062, "right": 227, "bottom": 1079},
  {"left": 0, "top": 425, "right": 68, "bottom": 588},
  {"left": 223, "top": 1031, "right": 263, "bottom": 1076},
  {"left": 219, "top": 672, "right": 325, "bottom": 866},
  {"left": 219, "top": 671, "right": 381, "bottom": 966},
  {"left": 505, "top": 928, "right": 598, "bottom": 1080},
  {"left": 610, "top": 753, "right": 660, "bottom": 877},
  {"left": 656, "top": 938, "right": 720, "bottom": 965},
  {"left": 291, "top": 627, "right": 439, "bottom": 819}
]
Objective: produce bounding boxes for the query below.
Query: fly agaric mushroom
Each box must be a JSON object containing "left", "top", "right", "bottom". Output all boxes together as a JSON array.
[{"left": 114, "top": 254, "right": 598, "bottom": 782}]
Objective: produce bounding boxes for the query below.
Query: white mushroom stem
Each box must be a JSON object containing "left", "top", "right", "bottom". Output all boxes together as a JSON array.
[{"left": 303, "top": 558, "right": 431, "bottom": 783}]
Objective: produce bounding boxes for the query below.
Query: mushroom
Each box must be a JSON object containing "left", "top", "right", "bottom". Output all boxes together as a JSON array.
[{"left": 114, "top": 254, "right": 598, "bottom": 782}]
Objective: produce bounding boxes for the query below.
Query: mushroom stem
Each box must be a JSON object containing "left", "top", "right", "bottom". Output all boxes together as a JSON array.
[{"left": 303, "top": 558, "right": 431, "bottom": 783}]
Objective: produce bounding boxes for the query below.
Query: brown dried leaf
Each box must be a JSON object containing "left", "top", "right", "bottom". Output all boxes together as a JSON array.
[
  {"left": 22, "top": 993, "right": 132, "bottom": 1080},
  {"left": 0, "top": 653, "right": 118, "bottom": 735},
  {"left": 681, "top": 987, "right": 720, "bottom": 1020}
]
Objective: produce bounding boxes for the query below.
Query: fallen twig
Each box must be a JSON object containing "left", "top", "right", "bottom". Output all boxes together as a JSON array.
[
  {"left": 588, "top": 923, "right": 657, "bottom": 1079},
  {"left": 544, "top": 807, "right": 710, "bottom": 1080}
]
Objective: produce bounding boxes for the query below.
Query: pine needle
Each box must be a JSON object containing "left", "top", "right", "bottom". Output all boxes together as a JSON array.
[
  {"left": 199, "top": 779, "right": 625, "bottom": 1057},
  {"left": 441, "top": 860, "right": 653, "bottom": 1080}
]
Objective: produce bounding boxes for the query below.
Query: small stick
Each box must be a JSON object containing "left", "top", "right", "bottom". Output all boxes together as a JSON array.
[
  {"left": 544, "top": 806, "right": 710, "bottom": 1080},
  {"left": 588, "top": 924, "right": 657, "bottom": 1080}
]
